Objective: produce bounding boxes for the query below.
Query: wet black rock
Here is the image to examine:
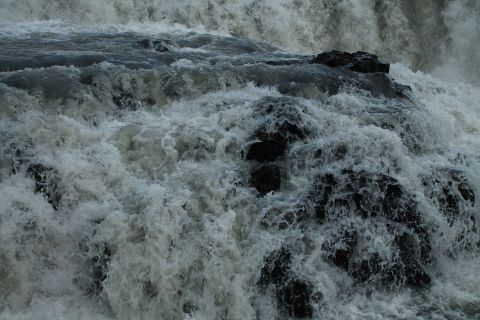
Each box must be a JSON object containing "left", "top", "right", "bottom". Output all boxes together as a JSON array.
[
  {"left": 90, "top": 244, "right": 112, "bottom": 294},
  {"left": 246, "top": 98, "right": 309, "bottom": 162},
  {"left": 349, "top": 240, "right": 430, "bottom": 288},
  {"left": 350, "top": 253, "right": 383, "bottom": 283},
  {"left": 3, "top": 141, "right": 32, "bottom": 176},
  {"left": 259, "top": 247, "right": 292, "bottom": 286},
  {"left": 254, "top": 98, "right": 308, "bottom": 137},
  {"left": 136, "top": 39, "right": 169, "bottom": 52},
  {"left": 324, "top": 230, "right": 358, "bottom": 271},
  {"left": 311, "top": 170, "right": 433, "bottom": 272},
  {"left": 422, "top": 169, "right": 476, "bottom": 224},
  {"left": 246, "top": 139, "right": 286, "bottom": 162},
  {"left": 112, "top": 78, "right": 138, "bottom": 110},
  {"left": 312, "top": 173, "right": 337, "bottom": 224},
  {"left": 395, "top": 233, "right": 431, "bottom": 288},
  {"left": 250, "top": 164, "right": 281, "bottom": 195},
  {"left": 311, "top": 50, "right": 390, "bottom": 74},
  {"left": 279, "top": 279, "right": 314, "bottom": 318},
  {"left": 258, "top": 248, "right": 316, "bottom": 317},
  {"left": 143, "top": 280, "right": 159, "bottom": 299},
  {"left": 26, "top": 164, "right": 61, "bottom": 210},
  {"left": 137, "top": 39, "right": 154, "bottom": 49}
]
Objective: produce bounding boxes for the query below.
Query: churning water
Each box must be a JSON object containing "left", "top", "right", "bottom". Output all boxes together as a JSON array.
[{"left": 0, "top": 1, "right": 479, "bottom": 319}]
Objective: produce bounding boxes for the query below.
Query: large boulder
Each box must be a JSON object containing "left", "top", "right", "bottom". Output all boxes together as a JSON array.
[
  {"left": 259, "top": 247, "right": 292, "bottom": 286},
  {"left": 250, "top": 164, "right": 281, "bottom": 195},
  {"left": 258, "top": 248, "right": 316, "bottom": 318},
  {"left": 311, "top": 50, "right": 390, "bottom": 74}
]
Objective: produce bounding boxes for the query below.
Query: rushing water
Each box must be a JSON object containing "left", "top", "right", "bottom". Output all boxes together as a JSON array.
[{"left": 0, "top": 1, "right": 479, "bottom": 320}]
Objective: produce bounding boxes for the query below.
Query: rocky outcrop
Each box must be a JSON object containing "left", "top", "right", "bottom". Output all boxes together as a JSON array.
[
  {"left": 311, "top": 50, "right": 390, "bottom": 74},
  {"left": 259, "top": 247, "right": 316, "bottom": 318},
  {"left": 245, "top": 97, "right": 310, "bottom": 195}
]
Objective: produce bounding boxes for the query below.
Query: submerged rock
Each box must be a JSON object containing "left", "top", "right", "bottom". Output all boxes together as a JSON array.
[
  {"left": 246, "top": 97, "right": 310, "bottom": 163},
  {"left": 324, "top": 230, "right": 358, "bottom": 271},
  {"left": 26, "top": 164, "right": 61, "bottom": 210},
  {"left": 311, "top": 50, "right": 390, "bottom": 74},
  {"left": 350, "top": 253, "right": 383, "bottom": 284},
  {"left": 312, "top": 173, "right": 337, "bottom": 224},
  {"left": 259, "top": 248, "right": 315, "bottom": 318},
  {"left": 279, "top": 279, "right": 314, "bottom": 318},
  {"left": 137, "top": 39, "right": 154, "bottom": 49},
  {"left": 250, "top": 164, "right": 281, "bottom": 195},
  {"left": 136, "top": 39, "right": 169, "bottom": 52},
  {"left": 310, "top": 169, "right": 433, "bottom": 288},
  {"left": 90, "top": 244, "right": 112, "bottom": 295},
  {"left": 259, "top": 247, "right": 292, "bottom": 286},
  {"left": 246, "top": 139, "right": 286, "bottom": 162},
  {"left": 395, "top": 233, "right": 431, "bottom": 288},
  {"left": 422, "top": 169, "right": 476, "bottom": 224}
]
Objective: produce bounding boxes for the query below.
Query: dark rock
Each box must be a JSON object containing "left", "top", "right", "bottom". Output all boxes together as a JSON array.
[
  {"left": 312, "top": 173, "right": 337, "bottom": 224},
  {"left": 277, "top": 121, "right": 307, "bottom": 141},
  {"left": 111, "top": 77, "right": 140, "bottom": 110},
  {"left": 334, "top": 144, "right": 348, "bottom": 160},
  {"left": 311, "top": 50, "right": 390, "bottom": 74},
  {"left": 143, "top": 281, "right": 158, "bottom": 299},
  {"left": 333, "top": 198, "right": 350, "bottom": 210},
  {"left": 79, "top": 73, "right": 94, "bottom": 86},
  {"left": 136, "top": 39, "right": 169, "bottom": 52},
  {"left": 259, "top": 247, "right": 292, "bottom": 286},
  {"left": 182, "top": 302, "right": 197, "bottom": 314},
  {"left": 137, "top": 39, "right": 154, "bottom": 49},
  {"left": 325, "top": 231, "right": 358, "bottom": 271},
  {"left": 458, "top": 181, "right": 475, "bottom": 204},
  {"left": 311, "top": 291, "right": 324, "bottom": 303},
  {"left": 352, "top": 192, "right": 372, "bottom": 218},
  {"left": 311, "top": 170, "right": 432, "bottom": 264},
  {"left": 4, "top": 142, "right": 32, "bottom": 175},
  {"left": 395, "top": 233, "right": 431, "bottom": 288},
  {"left": 258, "top": 249, "right": 316, "bottom": 317},
  {"left": 251, "top": 97, "right": 309, "bottom": 140},
  {"left": 378, "top": 262, "right": 405, "bottom": 287},
  {"left": 279, "top": 279, "right": 314, "bottom": 318},
  {"left": 350, "top": 253, "right": 383, "bottom": 283},
  {"left": 90, "top": 244, "right": 111, "bottom": 294},
  {"left": 246, "top": 139, "right": 286, "bottom": 162},
  {"left": 154, "top": 43, "right": 168, "bottom": 52},
  {"left": 422, "top": 169, "right": 476, "bottom": 224},
  {"left": 245, "top": 101, "right": 307, "bottom": 162},
  {"left": 250, "top": 164, "right": 281, "bottom": 195},
  {"left": 315, "top": 205, "right": 326, "bottom": 224},
  {"left": 404, "top": 264, "right": 431, "bottom": 288},
  {"left": 351, "top": 241, "right": 430, "bottom": 288},
  {"left": 26, "top": 164, "right": 61, "bottom": 210},
  {"left": 144, "top": 97, "right": 157, "bottom": 106}
]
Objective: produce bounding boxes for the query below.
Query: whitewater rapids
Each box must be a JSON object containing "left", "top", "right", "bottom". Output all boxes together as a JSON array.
[{"left": 0, "top": 1, "right": 479, "bottom": 320}]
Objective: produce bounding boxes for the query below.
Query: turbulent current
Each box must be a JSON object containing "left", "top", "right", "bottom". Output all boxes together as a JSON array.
[{"left": 0, "top": 1, "right": 479, "bottom": 320}]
